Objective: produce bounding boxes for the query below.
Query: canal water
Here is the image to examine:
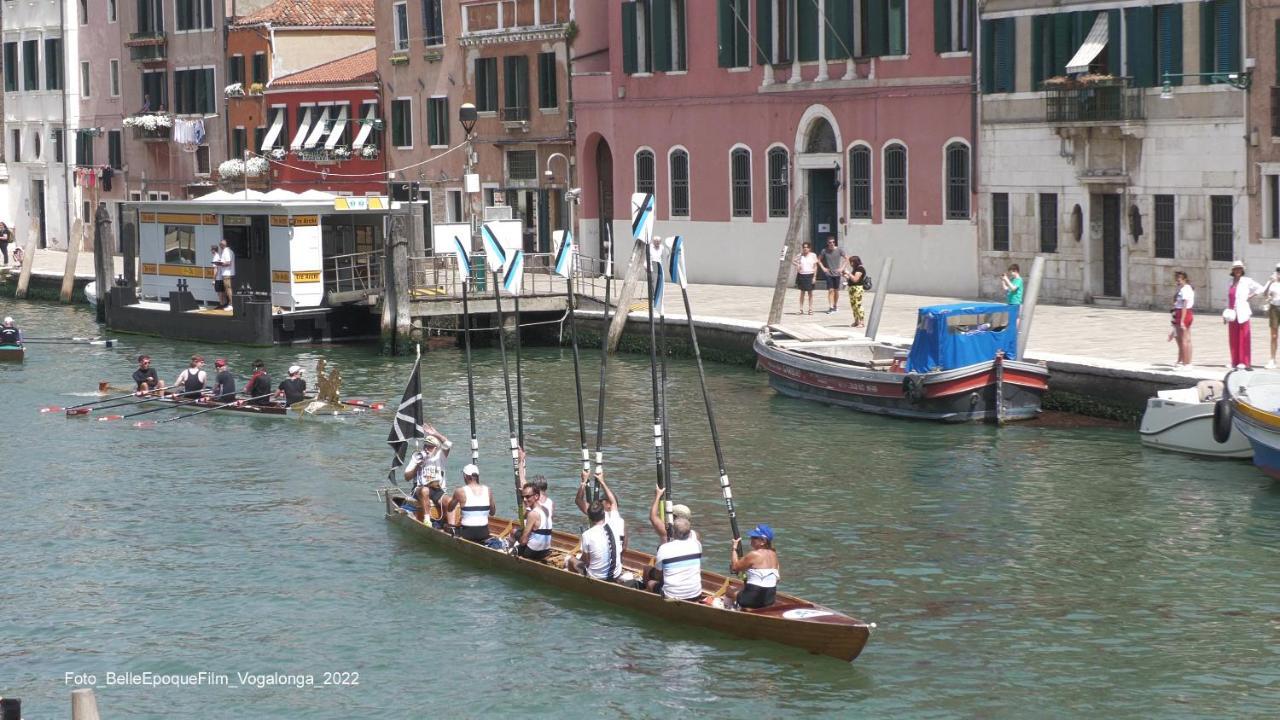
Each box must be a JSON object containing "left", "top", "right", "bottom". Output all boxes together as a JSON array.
[{"left": 2, "top": 301, "right": 1278, "bottom": 719}]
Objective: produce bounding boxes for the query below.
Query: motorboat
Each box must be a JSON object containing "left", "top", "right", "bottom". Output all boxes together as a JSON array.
[
  {"left": 1222, "top": 370, "right": 1280, "bottom": 478},
  {"left": 1139, "top": 379, "right": 1250, "bottom": 458}
]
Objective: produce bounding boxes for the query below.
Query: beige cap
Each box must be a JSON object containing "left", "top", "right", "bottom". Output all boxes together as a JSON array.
[{"left": 671, "top": 504, "right": 692, "bottom": 520}]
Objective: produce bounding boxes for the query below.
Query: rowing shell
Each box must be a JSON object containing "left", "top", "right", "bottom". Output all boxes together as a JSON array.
[
  {"left": 382, "top": 488, "right": 872, "bottom": 662},
  {"left": 100, "top": 385, "right": 374, "bottom": 420}
]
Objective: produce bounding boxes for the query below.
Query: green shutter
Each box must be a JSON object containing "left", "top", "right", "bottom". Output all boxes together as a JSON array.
[
  {"left": 935, "top": 0, "right": 950, "bottom": 54},
  {"left": 827, "top": 0, "right": 853, "bottom": 60},
  {"left": 1106, "top": 9, "right": 1122, "bottom": 77},
  {"left": 1052, "top": 14, "right": 1072, "bottom": 77},
  {"left": 981, "top": 19, "right": 994, "bottom": 92},
  {"left": 797, "top": 0, "right": 819, "bottom": 62},
  {"left": 867, "top": 0, "right": 887, "bottom": 57},
  {"left": 756, "top": 0, "right": 772, "bottom": 64},
  {"left": 653, "top": 0, "right": 672, "bottom": 72},
  {"left": 1031, "top": 16, "right": 1044, "bottom": 87},
  {"left": 736, "top": 0, "right": 751, "bottom": 67},
  {"left": 1216, "top": 0, "right": 1239, "bottom": 74},
  {"left": 996, "top": 19, "right": 1015, "bottom": 92},
  {"left": 1200, "top": 0, "right": 1215, "bottom": 74},
  {"left": 1157, "top": 5, "right": 1183, "bottom": 85},
  {"left": 623, "top": 2, "right": 639, "bottom": 74},
  {"left": 1125, "top": 6, "right": 1154, "bottom": 87},
  {"left": 717, "top": 0, "right": 734, "bottom": 67}
]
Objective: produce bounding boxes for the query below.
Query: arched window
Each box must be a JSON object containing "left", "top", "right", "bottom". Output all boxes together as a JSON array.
[
  {"left": 635, "top": 149, "right": 655, "bottom": 195},
  {"left": 730, "top": 147, "right": 751, "bottom": 217},
  {"left": 848, "top": 145, "right": 871, "bottom": 219},
  {"left": 767, "top": 147, "right": 789, "bottom": 217},
  {"left": 883, "top": 143, "right": 907, "bottom": 219},
  {"left": 805, "top": 118, "right": 837, "bottom": 153},
  {"left": 669, "top": 149, "right": 690, "bottom": 217},
  {"left": 945, "top": 142, "right": 970, "bottom": 220}
]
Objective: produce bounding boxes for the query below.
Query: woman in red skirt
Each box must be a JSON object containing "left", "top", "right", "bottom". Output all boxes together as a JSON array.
[
  {"left": 1225, "top": 261, "right": 1264, "bottom": 370},
  {"left": 1169, "top": 271, "right": 1194, "bottom": 367}
]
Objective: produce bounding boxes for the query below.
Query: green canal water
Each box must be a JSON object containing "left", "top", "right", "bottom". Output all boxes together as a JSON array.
[{"left": 2, "top": 301, "right": 1279, "bottom": 719}]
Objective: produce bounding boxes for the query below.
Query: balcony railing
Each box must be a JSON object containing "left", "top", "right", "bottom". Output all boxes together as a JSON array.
[
  {"left": 501, "top": 105, "right": 529, "bottom": 122},
  {"left": 324, "top": 250, "right": 384, "bottom": 304},
  {"left": 126, "top": 31, "right": 167, "bottom": 63},
  {"left": 1045, "top": 77, "right": 1144, "bottom": 124}
]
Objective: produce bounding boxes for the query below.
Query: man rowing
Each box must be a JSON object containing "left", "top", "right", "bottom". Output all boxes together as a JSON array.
[
  {"left": 567, "top": 500, "right": 624, "bottom": 581},
  {"left": 172, "top": 355, "right": 207, "bottom": 398},
  {"left": 447, "top": 464, "right": 494, "bottom": 544},
  {"left": 514, "top": 477, "right": 554, "bottom": 561},
  {"left": 729, "top": 524, "right": 780, "bottom": 610},
  {"left": 0, "top": 316, "right": 21, "bottom": 346},
  {"left": 132, "top": 355, "right": 165, "bottom": 395},
  {"left": 244, "top": 360, "right": 272, "bottom": 406},
  {"left": 209, "top": 358, "right": 236, "bottom": 403},
  {"left": 645, "top": 491, "right": 704, "bottom": 602},
  {"left": 403, "top": 425, "right": 451, "bottom": 525},
  {"left": 648, "top": 486, "right": 697, "bottom": 544},
  {"left": 575, "top": 469, "right": 625, "bottom": 553},
  {"left": 277, "top": 365, "right": 306, "bottom": 406}
]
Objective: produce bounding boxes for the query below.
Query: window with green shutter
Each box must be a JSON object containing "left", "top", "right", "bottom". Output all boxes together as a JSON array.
[
  {"left": 537, "top": 52, "right": 558, "bottom": 109},
  {"left": 653, "top": 0, "right": 672, "bottom": 71},
  {"left": 1201, "top": 0, "right": 1239, "bottom": 77},
  {"left": 1155, "top": 4, "right": 1182, "bottom": 86},
  {"left": 933, "top": 0, "right": 976, "bottom": 55},
  {"left": 987, "top": 18, "right": 1015, "bottom": 93},
  {"left": 1126, "top": 6, "right": 1155, "bottom": 87},
  {"left": 623, "top": 2, "right": 639, "bottom": 74},
  {"left": 827, "top": 0, "right": 854, "bottom": 60},
  {"left": 717, "top": 0, "right": 750, "bottom": 68},
  {"left": 475, "top": 57, "right": 498, "bottom": 112},
  {"left": 503, "top": 55, "right": 530, "bottom": 121},
  {"left": 797, "top": 0, "right": 818, "bottom": 62},
  {"left": 427, "top": 97, "right": 449, "bottom": 146},
  {"left": 887, "top": 0, "right": 906, "bottom": 55}
]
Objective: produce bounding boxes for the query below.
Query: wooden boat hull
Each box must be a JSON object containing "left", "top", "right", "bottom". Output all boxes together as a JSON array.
[
  {"left": 382, "top": 490, "right": 872, "bottom": 662},
  {"left": 1226, "top": 370, "right": 1280, "bottom": 479},
  {"left": 0, "top": 345, "right": 23, "bottom": 362},
  {"left": 754, "top": 329, "right": 1047, "bottom": 422},
  {"left": 1139, "top": 381, "right": 1250, "bottom": 459},
  {"left": 100, "top": 385, "right": 371, "bottom": 420}
]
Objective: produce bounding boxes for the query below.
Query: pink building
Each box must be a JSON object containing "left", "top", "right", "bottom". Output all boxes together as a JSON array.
[{"left": 574, "top": 1, "right": 978, "bottom": 294}]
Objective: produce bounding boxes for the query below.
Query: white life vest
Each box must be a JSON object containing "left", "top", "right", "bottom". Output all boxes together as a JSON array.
[
  {"left": 745, "top": 566, "right": 780, "bottom": 588},
  {"left": 460, "top": 484, "right": 490, "bottom": 527},
  {"left": 526, "top": 500, "right": 553, "bottom": 552}
]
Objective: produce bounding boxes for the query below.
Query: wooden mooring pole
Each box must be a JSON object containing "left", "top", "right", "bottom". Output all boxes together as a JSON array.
[
  {"left": 766, "top": 197, "right": 809, "bottom": 326},
  {"left": 71, "top": 688, "right": 101, "bottom": 720}
]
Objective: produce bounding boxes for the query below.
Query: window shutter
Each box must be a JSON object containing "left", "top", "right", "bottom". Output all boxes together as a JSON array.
[
  {"left": 827, "top": 0, "right": 854, "bottom": 60},
  {"left": 1216, "top": 0, "right": 1239, "bottom": 74},
  {"left": 1158, "top": 5, "right": 1182, "bottom": 85},
  {"left": 867, "top": 0, "right": 887, "bottom": 57},
  {"left": 1125, "top": 6, "right": 1154, "bottom": 88},
  {"left": 797, "top": 0, "right": 819, "bottom": 62},
  {"left": 934, "top": 0, "right": 950, "bottom": 54},
  {"left": 996, "top": 19, "right": 1015, "bottom": 93},
  {"left": 1106, "top": 9, "right": 1122, "bottom": 77},
  {"left": 717, "top": 0, "right": 734, "bottom": 67},
  {"left": 652, "top": 0, "right": 672, "bottom": 72},
  {"left": 756, "top": 0, "right": 772, "bottom": 64},
  {"left": 1275, "top": 19, "right": 1280, "bottom": 80},
  {"left": 981, "top": 19, "right": 994, "bottom": 92},
  {"left": 1031, "top": 16, "right": 1044, "bottom": 88},
  {"left": 1200, "top": 0, "right": 1215, "bottom": 75},
  {"left": 736, "top": 0, "right": 751, "bottom": 67},
  {"left": 623, "top": 2, "right": 639, "bottom": 74},
  {"left": 1052, "top": 14, "right": 1072, "bottom": 77}
]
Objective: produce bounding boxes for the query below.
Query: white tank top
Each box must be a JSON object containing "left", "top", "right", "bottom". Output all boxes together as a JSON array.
[
  {"left": 460, "top": 484, "right": 490, "bottom": 527},
  {"left": 526, "top": 501, "right": 553, "bottom": 551},
  {"left": 605, "top": 508, "right": 625, "bottom": 544},
  {"left": 745, "top": 566, "right": 779, "bottom": 588}
]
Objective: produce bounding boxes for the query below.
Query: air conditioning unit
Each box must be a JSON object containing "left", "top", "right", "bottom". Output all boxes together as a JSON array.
[{"left": 484, "top": 205, "right": 513, "bottom": 221}]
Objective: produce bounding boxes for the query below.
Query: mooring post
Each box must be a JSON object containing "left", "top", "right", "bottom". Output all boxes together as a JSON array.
[
  {"left": 766, "top": 197, "right": 809, "bottom": 326},
  {"left": 60, "top": 219, "right": 83, "bottom": 303},
  {"left": 15, "top": 237, "right": 36, "bottom": 299},
  {"left": 1016, "top": 255, "right": 1046, "bottom": 360},
  {"left": 864, "top": 256, "right": 894, "bottom": 341},
  {"left": 71, "top": 688, "right": 100, "bottom": 720},
  {"left": 93, "top": 203, "right": 113, "bottom": 323},
  {"left": 1, "top": 697, "right": 20, "bottom": 720},
  {"left": 605, "top": 237, "right": 646, "bottom": 352}
]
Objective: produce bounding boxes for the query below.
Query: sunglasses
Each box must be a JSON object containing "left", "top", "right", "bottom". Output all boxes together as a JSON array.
[{"left": 522, "top": 493, "right": 537, "bottom": 499}]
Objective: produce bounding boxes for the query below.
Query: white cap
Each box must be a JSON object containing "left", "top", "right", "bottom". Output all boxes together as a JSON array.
[
  {"left": 2, "top": 317, "right": 11, "bottom": 324},
  {"left": 1231, "top": 259, "right": 1245, "bottom": 269},
  {"left": 462, "top": 463, "right": 480, "bottom": 477},
  {"left": 288, "top": 365, "right": 303, "bottom": 375}
]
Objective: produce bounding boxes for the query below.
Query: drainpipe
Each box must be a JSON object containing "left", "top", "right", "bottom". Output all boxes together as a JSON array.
[
  {"left": 971, "top": 0, "right": 980, "bottom": 281},
  {"left": 61, "top": 0, "right": 73, "bottom": 253}
]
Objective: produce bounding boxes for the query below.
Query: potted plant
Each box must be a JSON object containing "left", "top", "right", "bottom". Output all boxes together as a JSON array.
[
  {"left": 389, "top": 55, "right": 409, "bottom": 66},
  {"left": 248, "top": 82, "right": 266, "bottom": 95},
  {"left": 360, "top": 144, "right": 379, "bottom": 160},
  {"left": 270, "top": 148, "right": 287, "bottom": 161},
  {"left": 224, "top": 82, "right": 245, "bottom": 98},
  {"left": 332, "top": 146, "right": 351, "bottom": 160}
]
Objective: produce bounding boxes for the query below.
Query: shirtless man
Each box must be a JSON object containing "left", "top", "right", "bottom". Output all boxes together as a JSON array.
[{"left": 446, "top": 464, "right": 495, "bottom": 544}]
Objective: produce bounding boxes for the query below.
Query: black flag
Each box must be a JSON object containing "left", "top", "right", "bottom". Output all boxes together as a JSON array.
[{"left": 386, "top": 355, "right": 424, "bottom": 482}]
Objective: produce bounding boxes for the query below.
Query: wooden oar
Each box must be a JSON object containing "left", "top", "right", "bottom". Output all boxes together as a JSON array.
[
  {"left": 137, "top": 392, "right": 278, "bottom": 427},
  {"left": 591, "top": 226, "right": 615, "bottom": 503},
  {"left": 96, "top": 394, "right": 208, "bottom": 421},
  {"left": 460, "top": 265, "right": 479, "bottom": 466},
  {"left": 23, "top": 338, "right": 114, "bottom": 347},
  {"left": 642, "top": 241, "right": 671, "bottom": 537},
  {"left": 671, "top": 237, "right": 741, "bottom": 544},
  {"left": 513, "top": 294, "right": 525, "bottom": 448},
  {"left": 491, "top": 267, "right": 524, "bottom": 521},
  {"left": 562, "top": 241, "right": 591, "bottom": 479},
  {"left": 655, "top": 244, "right": 673, "bottom": 508},
  {"left": 43, "top": 388, "right": 139, "bottom": 414},
  {"left": 65, "top": 389, "right": 168, "bottom": 416}
]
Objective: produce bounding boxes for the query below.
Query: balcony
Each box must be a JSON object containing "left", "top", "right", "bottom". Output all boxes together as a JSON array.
[
  {"left": 459, "top": 0, "right": 571, "bottom": 44},
  {"left": 123, "top": 113, "right": 173, "bottom": 141},
  {"left": 1045, "top": 77, "right": 1144, "bottom": 124},
  {"left": 126, "top": 32, "right": 167, "bottom": 64},
  {"left": 501, "top": 105, "right": 530, "bottom": 131}
]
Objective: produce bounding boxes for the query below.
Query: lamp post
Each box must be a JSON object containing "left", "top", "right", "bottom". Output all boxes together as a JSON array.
[
  {"left": 544, "top": 151, "right": 577, "bottom": 258},
  {"left": 459, "top": 103, "right": 478, "bottom": 249}
]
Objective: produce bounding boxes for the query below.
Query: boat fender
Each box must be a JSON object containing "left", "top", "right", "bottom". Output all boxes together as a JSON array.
[
  {"left": 902, "top": 373, "right": 926, "bottom": 402},
  {"left": 1212, "top": 399, "right": 1233, "bottom": 444}
]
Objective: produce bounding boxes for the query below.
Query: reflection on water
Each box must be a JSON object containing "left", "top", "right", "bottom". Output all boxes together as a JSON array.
[{"left": 2, "top": 300, "right": 1279, "bottom": 718}]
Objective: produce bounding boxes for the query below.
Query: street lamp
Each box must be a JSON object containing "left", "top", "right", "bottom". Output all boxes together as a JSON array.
[
  {"left": 1160, "top": 71, "right": 1251, "bottom": 99},
  {"left": 458, "top": 102, "right": 478, "bottom": 138},
  {"left": 458, "top": 103, "right": 479, "bottom": 249},
  {"left": 544, "top": 151, "right": 581, "bottom": 260}
]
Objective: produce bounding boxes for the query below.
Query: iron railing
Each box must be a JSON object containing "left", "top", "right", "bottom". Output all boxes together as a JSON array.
[
  {"left": 324, "top": 250, "right": 383, "bottom": 300},
  {"left": 407, "top": 252, "right": 612, "bottom": 303},
  {"left": 1045, "top": 77, "right": 1144, "bottom": 123}
]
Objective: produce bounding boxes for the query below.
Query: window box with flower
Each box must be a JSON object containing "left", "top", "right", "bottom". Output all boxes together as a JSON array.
[
  {"left": 248, "top": 82, "right": 266, "bottom": 96},
  {"left": 225, "top": 83, "right": 245, "bottom": 99},
  {"left": 123, "top": 113, "right": 173, "bottom": 141},
  {"left": 359, "top": 145, "right": 379, "bottom": 160}
]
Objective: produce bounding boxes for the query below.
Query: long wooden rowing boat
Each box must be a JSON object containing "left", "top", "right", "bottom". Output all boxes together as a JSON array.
[
  {"left": 382, "top": 488, "right": 873, "bottom": 662},
  {"left": 0, "top": 344, "right": 24, "bottom": 362},
  {"left": 100, "top": 384, "right": 375, "bottom": 420}
]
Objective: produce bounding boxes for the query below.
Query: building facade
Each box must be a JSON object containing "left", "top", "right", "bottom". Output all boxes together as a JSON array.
[
  {"left": 573, "top": 0, "right": 977, "bottom": 293},
  {"left": 1247, "top": 1, "right": 1280, "bottom": 290},
  {"left": 978, "top": 0, "right": 1263, "bottom": 310},
  {"left": 375, "top": 0, "right": 574, "bottom": 254},
  {"left": 3, "top": 0, "right": 81, "bottom": 250}
]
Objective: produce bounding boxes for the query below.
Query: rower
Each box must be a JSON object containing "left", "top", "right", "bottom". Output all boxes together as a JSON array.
[
  {"left": 567, "top": 501, "right": 623, "bottom": 581},
  {"left": 210, "top": 358, "right": 236, "bottom": 403},
  {"left": 277, "top": 365, "right": 306, "bottom": 405},
  {"left": 0, "top": 316, "right": 21, "bottom": 346},
  {"left": 576, "top": 469, "right": 626, "bottom": 552},
  {"left": 646, "top": 509, "right": 704, "bottom": 602},
  {"left": 132, "top": 355, "right": 165, "bottom": 395},
  {"left": 172, "top": 356, "right": 207, "bottom": 398},
  {"left": 729, "top": 524, "right": 780, "bottom": 610},
  {"left": 403, "top": 425, "right": 451, "bottom": 525},
  {"left": 515, "top": 477, "right": 554, "bottom": 561},
  {"left": 244, "top": 359, "right": 272, "bottom": 405},
  {"left": 648, "top": 486, "right": 697, "bottom": 544},
  {"left": 447, "top": 464, "right": 494, "bottom": 544}
]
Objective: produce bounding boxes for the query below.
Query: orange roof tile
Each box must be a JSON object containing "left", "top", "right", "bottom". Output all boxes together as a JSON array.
[
  {"left": 271, "top": 48, "right": 378, "bottom": 87},
  {"left": 235, "top": 0, "right": 375, "bottom": 27}
]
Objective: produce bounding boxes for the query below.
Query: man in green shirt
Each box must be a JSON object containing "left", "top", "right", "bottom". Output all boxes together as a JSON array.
[{"left": 1001, "top": 264, "right": 1023, "bottom": 306}]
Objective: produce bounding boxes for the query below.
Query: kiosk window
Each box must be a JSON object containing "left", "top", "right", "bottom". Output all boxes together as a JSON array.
[{"left": 164, "top": 225, "right": 195, "bottom": 264}]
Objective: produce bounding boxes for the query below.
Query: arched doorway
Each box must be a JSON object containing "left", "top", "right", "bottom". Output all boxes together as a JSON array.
[
  {"left": 595, "top": 138, "right": 614, "bottom": 264},
  {"left": 795, "top": 112, "right": 842, "bottom": 249}
]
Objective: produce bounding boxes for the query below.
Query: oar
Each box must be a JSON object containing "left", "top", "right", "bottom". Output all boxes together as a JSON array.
[
  {"left": 642, "top": 241, "right": 671, "bottom": 538},
  {"left": 514, "top": 293, "right": 525, "bottom": 449},
  {"left": 95, "top": 394, "right": 208, "bottom": 421},
  {"left": 591, "top": 226, "right": 615, "bottom": 502},
  {"left": 491, "top": 266, "right": 524, "bottom": 522},
  {"left": 23, "top": 338, "right": 114, "bottom": 347},
  {"left": 671, "top": 236, "right": 741, "bottom": 544},
  {"left": 65, "top": 390, "right": 167, "bottom": 416},
  {"left": 460, "top": 262, "right": 479, "bottom": 466},
  {"left": 22, "top": 336, "right": 101, "bottom": 341},
  {"left": 562, "top": 237, "right": 591, "bottom": 482},
  {"left": 655, "top": 243, "right": 673, "bottom": 510},
  {"left": 43, "top": 388, "right": 140, "bottom": 414},
  {"left": 137, "top": 392, "right": 278, "bottom": 427}
]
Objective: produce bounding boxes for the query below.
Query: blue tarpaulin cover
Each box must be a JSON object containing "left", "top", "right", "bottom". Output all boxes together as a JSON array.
[{"left": 904, "top": 303, "right": 1020, "bottom": 373}]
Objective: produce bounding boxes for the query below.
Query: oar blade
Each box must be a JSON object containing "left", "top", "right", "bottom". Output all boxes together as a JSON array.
[
  {"left": 132, "top": 420, "right": 156, "bottom": 428},
  {"left": 40, "top": 406, "right": 64, "bottom": 413},
  {"left": 97, "top": 415, "right": 125, "bottom": 422},
  {"left": 65, "top": 407, "right": 91, "bottom": 417}
]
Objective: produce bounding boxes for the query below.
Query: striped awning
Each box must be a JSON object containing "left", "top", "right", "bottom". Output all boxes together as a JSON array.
[
  {"left": 259, "top": 107, "right": 285, "bottom": 151},
  {"left": 1066, "top": 14, "right": 1108, "bottom": 74}
]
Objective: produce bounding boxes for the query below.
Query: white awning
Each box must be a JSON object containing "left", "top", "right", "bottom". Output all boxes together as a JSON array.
[
  {"left": 1066, "top": 14, "right": 1109, "bottom": 74},
  {"left": 259, "top": 108, "right": 285, "bottom": 151},
  {"left": 290, "top": 107, "right": 313, "bottom": 150},
  {"left": 324, "top": 105, "right": 349, "bottom": 150},
  {"left": 352, "top": 104, "right": 376, "bottom": 149},
  {"left": 304, "top": 107, "right": 331, "bottom": 149}
]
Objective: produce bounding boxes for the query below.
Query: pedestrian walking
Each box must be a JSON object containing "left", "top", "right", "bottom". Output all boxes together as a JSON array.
[
  {"left": 842, "top": 255, "right": 867, "bottom": 328},
  {"left": 816, "top": 236, "right": 846, "bottom": 314},
  {"left": 0, "top": 220, "right": 11, "bottom": 265},
  {"left": 1225, "top": 260, "right": 1264, "bottom": 370},
  {"left": 792, "top": 242, "right": 818, "bottom": 315},
  {"left": 1168, "top": 270, "right": 1194, "bottom": 368},
  {"left": 1263, "top": 264, "right": 1280, "bottom": 369}
]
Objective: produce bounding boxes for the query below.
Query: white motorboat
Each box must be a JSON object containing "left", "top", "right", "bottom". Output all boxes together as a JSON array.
[
  {"left": 84, "top": 280, "right": 97, "bottom": 306},
  {"left": 1139, "top": 379, "right": 1250, "bottom": 459}
]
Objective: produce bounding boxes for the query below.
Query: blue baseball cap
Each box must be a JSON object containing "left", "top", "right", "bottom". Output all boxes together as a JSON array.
[{"left": 748, "top": 524, "right": 774, "bottom": 542}]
